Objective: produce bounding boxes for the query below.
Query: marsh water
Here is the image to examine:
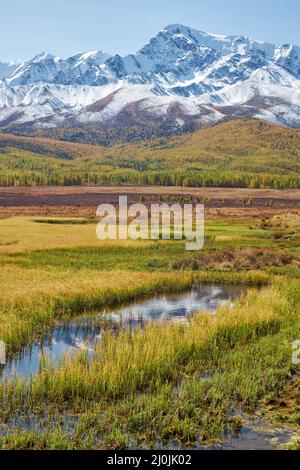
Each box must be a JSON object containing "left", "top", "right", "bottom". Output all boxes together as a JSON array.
[
  {"left": 1, "top": 284, "right": 244, "bottom": 381},
  {"left": 158, "top": 414, "right": 295, "bottom": 450},
  {"left": 1, "top": 283, "right": 296, "bottom": 450}
]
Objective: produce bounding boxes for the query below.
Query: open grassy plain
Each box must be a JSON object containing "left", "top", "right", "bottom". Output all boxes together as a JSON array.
[{"left": 0, "top": 203, "right": 299, "bottom": 449}]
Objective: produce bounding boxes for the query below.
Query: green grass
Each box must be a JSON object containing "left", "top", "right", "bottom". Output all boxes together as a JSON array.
[
  {"left": 0, "top": 220, "right": 293, "bottom": 272},
  {"left": 33, "top": 218, "right": 91, "bottom": 225}
]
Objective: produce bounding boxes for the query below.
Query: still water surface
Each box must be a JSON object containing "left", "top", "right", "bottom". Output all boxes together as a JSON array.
[{"left": 1, "top": 284, "right": 244, "bottom": 380}]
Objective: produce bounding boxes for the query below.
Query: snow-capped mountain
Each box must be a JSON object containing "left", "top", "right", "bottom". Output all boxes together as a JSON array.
[
  {"left": 1, "top": 24, "right": 300, "bottom": 133},
  {"left": 0, "top": 60, "right": 24, "bottom": 80}
]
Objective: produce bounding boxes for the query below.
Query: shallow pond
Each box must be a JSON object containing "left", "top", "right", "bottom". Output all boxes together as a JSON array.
[{"left": 0, "top": 284, "right": 244, "bottom": 381}]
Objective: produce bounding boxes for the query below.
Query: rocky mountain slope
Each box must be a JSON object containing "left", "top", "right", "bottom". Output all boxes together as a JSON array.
[{"left": 1, "top": 24, "right": 300, "bottom": 133}]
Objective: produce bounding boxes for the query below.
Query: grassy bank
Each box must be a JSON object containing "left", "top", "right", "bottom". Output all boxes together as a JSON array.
[{"left": 0, "top": 279, "right": 299, "bottom": 449}]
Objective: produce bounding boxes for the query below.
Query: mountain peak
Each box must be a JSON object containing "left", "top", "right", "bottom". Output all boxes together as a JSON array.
[
  {"left": 0, "top": 24, "right": 300, "bottom": 130},
  {"left": 32, "top": 52, "right": 60, "bottom": 63},
  {"left": 70, "top": 50, "right": 111, "bottom": 63},
  {"left": 163, "top": 23, "right": 227, "bottom": 40},
  {"left": 162, "top": 23, "right": 188, "bottom": 32}
]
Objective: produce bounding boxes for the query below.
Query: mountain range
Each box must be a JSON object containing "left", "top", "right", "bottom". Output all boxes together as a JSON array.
[{"left": 1, "top": 24, "right": 300, "bottom": 134}]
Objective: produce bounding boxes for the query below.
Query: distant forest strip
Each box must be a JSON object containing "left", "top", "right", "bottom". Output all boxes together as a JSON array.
[{"left": 0, "top": 169, "right": 299, "bottom": 189}]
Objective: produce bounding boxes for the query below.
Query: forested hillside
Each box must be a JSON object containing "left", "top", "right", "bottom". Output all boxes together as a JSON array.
[{"left": 0, "top": 119, "right": 299, "bottom": 188}]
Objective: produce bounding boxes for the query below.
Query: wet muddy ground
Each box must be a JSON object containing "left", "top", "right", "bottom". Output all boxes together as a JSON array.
[{"left": 1, "top": 186, "right": 299, "bottom": 220}]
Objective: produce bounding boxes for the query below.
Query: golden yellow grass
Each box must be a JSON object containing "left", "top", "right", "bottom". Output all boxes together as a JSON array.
[
  {"left": 271, "top": 213, "right": 300, "bottom": 228},
  {"left": 19, "top": 279, "right": 294, "bottom": 404},
  {"left": 0, "top": 217, "right": 158, "bottom": 254},
  {"left": 0, "top": 217, "right": 191, "bottom": 349},
  {"left": 0, "top": 266, "right": 200, "bottom": 352},
  {"left": 0, "top": 215, "right": 279, "bottom": 354},
  {"left": 0, "top": 217, "right": 98, "bottom": 254},
  {"left": 0, "top": 216, "right": 298, "bottom": 448}
]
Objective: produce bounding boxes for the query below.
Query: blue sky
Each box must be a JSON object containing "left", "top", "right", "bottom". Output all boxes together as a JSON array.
[{"left": 1, "top": 0, "right": 300, "bottom": 61}]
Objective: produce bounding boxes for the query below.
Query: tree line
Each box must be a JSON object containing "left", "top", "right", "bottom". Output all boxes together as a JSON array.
[{"left": 0, "top": 170, "right": 299, "bottom": 189}]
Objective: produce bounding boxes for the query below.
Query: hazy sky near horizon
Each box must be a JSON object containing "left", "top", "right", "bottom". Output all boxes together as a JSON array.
[{"left": 1, "top": 0, "right": 300, "bottom": 61}]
